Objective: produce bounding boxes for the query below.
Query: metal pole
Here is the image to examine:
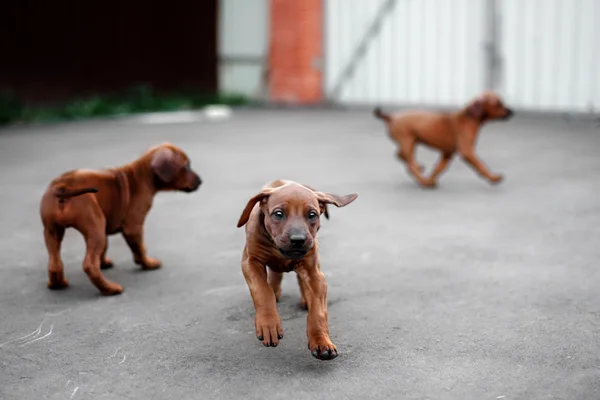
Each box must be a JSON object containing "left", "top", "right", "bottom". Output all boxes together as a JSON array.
[{"left": 484, "top": 0, "right": 499, "bottom": 91}]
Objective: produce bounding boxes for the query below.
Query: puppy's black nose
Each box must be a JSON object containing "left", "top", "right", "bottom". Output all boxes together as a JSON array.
[
  {"left": 289, "top": 233, "right": 307, "bottom": 248},
  {"left": 190, "top": 174, "right": 202, "bottom": 189}
]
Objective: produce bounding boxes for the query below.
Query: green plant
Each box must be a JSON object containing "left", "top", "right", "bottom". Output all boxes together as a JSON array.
[
  {"left": 0, "top": 92, "right": 24, "bottom": 125},
  {"left": 0, "top": 86, "right": 251, "bottom": 126}
]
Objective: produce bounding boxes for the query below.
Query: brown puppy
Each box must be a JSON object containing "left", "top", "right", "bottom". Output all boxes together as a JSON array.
[
  {"left": 39, "top": 142, "right": 202, "bottom": 295},
  {"left": 237, "top": 179, "right": 357, "bottom": 360},
  {"left": 374, "top": 91, "right": 514, "bottom": 187}
]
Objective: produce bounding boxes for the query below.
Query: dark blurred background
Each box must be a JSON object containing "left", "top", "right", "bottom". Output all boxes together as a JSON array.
[
  {"left": 0, "top": 0, "right": 598, "bottom": 123},
  {"left": 1, "top": 0, "right": 217, "bottom": 104}
]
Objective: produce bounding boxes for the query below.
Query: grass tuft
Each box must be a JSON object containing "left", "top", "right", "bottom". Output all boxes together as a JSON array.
[{"left": 0, "top": 85, "right": 250, "bottom": 126}]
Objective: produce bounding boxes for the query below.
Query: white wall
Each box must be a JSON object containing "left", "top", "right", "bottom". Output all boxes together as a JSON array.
[
  {"left": 500, "top": 0, "right": 600, "bottom": 112},
  {"left": 218, "top": 0, "right": 269, "bottom": 99},
  {"left": 325, "top": 0, "right": 600, "bottom": 113},
  {"left": 325, "top": 0, "right": 487, "bottom": 107}
]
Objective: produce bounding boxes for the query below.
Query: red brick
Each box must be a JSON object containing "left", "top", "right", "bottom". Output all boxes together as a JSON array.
[{"left": 268, "top": 0, "right": 322, "bottom": 104}]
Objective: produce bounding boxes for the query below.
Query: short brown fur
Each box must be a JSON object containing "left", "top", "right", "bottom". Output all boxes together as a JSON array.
[
  {"left": 237, "top": 180, "right": 357, "bottom": 360},
  {"left": 374, "top": 91, "right": 514, "bottom": 187},
  {"left": 40, "top": 142, "right": 202, "bottom": 295}
]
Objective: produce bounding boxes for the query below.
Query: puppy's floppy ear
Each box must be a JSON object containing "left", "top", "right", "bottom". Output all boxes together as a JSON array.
[
  {"left": 314, "top": 192, "right": 358, "bottom": 208},
  {"left": 466, "top": 99, "right": 485, "bottom": 120},
  {"left": 151, "top": 148, "right": 178, "bottom": 183},
  {"left": 321, "top": 204, "right": 330, "bottom": 220},
  {"left": 237, "top": 189, "right": 274, "bottom": 228}
]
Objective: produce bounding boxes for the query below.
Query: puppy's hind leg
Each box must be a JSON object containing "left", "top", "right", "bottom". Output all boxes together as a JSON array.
[
  {"left": 44, "top": 226, "right": 68, "bottom": 290},
  {"left": 427, "top": 152, "right": 454, "bottom": 186},
  {"left": 296, "top": 274, "right": 308, "bottom": 310},
  {"left": 74, "top": 207, "right": 124, "bottom": 295},
  {"left": 398, "top": 138, "right": 435, "bottom": 187},
  {"left": 396, "top": 150, "right": 424, "bottom": 172},
  {"left": 100, "top": 242, "right": 114, "bottom": 270},
  {"left": 268, "top": 269, "right": 283, "bottom": 302}
]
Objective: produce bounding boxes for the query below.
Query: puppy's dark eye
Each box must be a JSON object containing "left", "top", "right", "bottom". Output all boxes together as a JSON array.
[
  {"left": 307, "top": 211, "right": 318, "bottom": 221},
  {"left": 272, "top": 210, "right": 285, "bottom": 220},
  {"left": 184, "top": 163, "right": 191, "bottom": 171}
]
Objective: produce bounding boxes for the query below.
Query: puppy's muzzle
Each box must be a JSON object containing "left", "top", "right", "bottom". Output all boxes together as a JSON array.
[
  {"left": 184, "top": 173, "right": 202, "bottom": 192},
  {"left": 278, "top": 231, "right": 309, "bottom": 260},
  {"left": 502, "top": 108, "right": 514, "bottom": 120}
]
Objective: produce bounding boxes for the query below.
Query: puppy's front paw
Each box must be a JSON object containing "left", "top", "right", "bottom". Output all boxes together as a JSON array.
[
  {"left": 101, "top": 258, "right": 114, "bottom": 269},
  {"left": 101, "top": 283, "right": 124, "bottom": 296},
  {"left": 48, "top": 279, "right": 69, "bottom": 290},
  {"left": 489, "top": 174, "right": 504, "bottom": 185},
  {"left": 255, "top": 313, "right": 283, "bottom": 347},
  {"left": 421, "top": 178, "right": 438, "bottom": 189},
  {"left": 299, "top": 298, "right": 308, "bottom": 310},
  {"left": 309, "top": 337, "right": 338, "bottom": 360},
  {"left": 140, "top": 257, "right": 162, "bottom": 270}
]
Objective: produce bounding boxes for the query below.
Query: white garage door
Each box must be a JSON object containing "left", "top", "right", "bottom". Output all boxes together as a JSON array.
[{"left": 324, "top": 0, "right": 600, "bottom": 113}]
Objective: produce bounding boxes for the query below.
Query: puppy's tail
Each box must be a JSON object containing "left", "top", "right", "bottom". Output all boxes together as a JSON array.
[
  {"left": 53, "top": 186, "right": 98, "bottom": 199},
  {"left": 373, "top": 107, "right": 392, "bottom": 124}
]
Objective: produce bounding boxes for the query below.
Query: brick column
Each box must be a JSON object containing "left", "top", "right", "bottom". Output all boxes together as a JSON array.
[{"left": 268, "top": 0, "right": 323, "bottom": 104}]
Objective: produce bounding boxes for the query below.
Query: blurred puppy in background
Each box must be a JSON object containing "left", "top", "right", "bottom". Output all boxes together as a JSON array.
[{"left": 374, "top": 91, "right": 514, "bottom": 187}]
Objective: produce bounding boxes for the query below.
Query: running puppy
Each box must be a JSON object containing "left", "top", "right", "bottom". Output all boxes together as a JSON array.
[
  {"left": 237, "top": 179, "right": 357, "bottom": 360},
  {"left": 374, "top": 91, "right": 514, "bottom": 187}
]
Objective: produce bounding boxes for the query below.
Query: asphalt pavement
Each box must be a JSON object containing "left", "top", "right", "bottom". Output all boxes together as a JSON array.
[{"left": 0, "top": 109, "right": 599, "bottom": 400}]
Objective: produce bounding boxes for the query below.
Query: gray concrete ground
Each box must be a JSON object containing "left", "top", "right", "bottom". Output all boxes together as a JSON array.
[{"left": 0, "top": 109, "right": 598, "bottom": 400}]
